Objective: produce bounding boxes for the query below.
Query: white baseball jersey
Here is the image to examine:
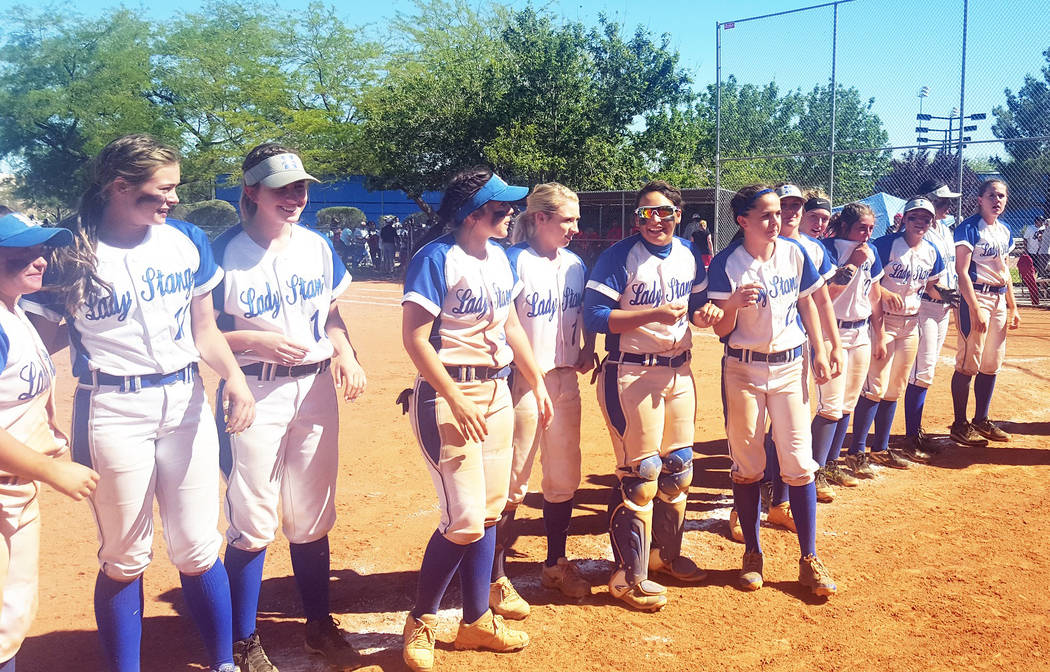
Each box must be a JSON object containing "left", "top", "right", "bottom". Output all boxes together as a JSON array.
[
  {"left": 925, "top": 218, "right": 958, "bottom": 290},
  {"left": 585, "top": 234, "right": 703, "bottom": 356},
  {"left": 797, "top": 233, "right": 836, "bottom": 282},
  {"left": 822, "top": 238, "right": 885, "bottom": 322},
  {"left": 955, "top": 214, "right": 1012, "bottom": 287},
  {"left": 212, "top": 223, "right": 351, "bottom": 366},
  {"left": 872, "top": 231, "right": 945, "bottom": 316},
  {"left": 505, "top": 242, "right": 586, "bottom": 373},
  {"left": 0, "top": 305, "right": 55, "bottom": 432},
  {"left": 707, "top": 237, "right": 823, "bottom": 353},
  {"left": 22, "top": 220, "right": 222, "bottom": 377},
  {"left": 402, "top": 232, "right": 520, "bottom": 367},
  {"left": 1022, "top": 224, "right": 1043, "bottom": 256}
]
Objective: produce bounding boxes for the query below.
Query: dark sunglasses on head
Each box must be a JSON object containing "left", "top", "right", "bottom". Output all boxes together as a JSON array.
[{"left": 635, "top": 205, "right": 680, "bottom": 221}]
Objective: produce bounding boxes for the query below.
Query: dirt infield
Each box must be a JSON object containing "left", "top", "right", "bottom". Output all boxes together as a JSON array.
[{"left": 24, "top": 280, "right": 1050, "bottom": 671}]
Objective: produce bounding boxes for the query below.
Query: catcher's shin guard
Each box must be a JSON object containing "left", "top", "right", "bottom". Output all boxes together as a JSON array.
[
  {"left": 652, "top": 446, "right": 692, "bottom": 563},
  {"left": 608, "top": 455, "right": 660, "bottom": 587}
]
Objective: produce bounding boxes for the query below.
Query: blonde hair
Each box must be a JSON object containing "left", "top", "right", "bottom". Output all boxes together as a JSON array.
[
  {"left": 50, "top": 134, "right": 180, "bottom": 314},
  {"left": 511, "top": 182, "right": 578, "bottom": 244},
  {"left": 803, "top": 187, "right": 829, "bottom": 200}
]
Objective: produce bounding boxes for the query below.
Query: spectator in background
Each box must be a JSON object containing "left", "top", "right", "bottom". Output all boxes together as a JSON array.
[
  {"left": 380, "top": 218, "right": 398, "bottom": 274},
  {"left": 691, "top": 218, "right": 712, "bottom": 268},
  {"left": 366, "top": 223, "right": 380, "bottom": 269},
  {"left": 1024, "top": 215, "right": 1048, "bottom": 275},
  {"left": 681, "top": 213, "right": 702, "bottom": 239}
]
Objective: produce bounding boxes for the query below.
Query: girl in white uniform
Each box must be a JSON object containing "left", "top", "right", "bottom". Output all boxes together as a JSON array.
[
  {"left": 213, "top": 144, "right": 366, "bottom": 671},
  {"left": 494, "top": 183, "right": 593, "bottom": 612},
  {"left": 0, "top": 213, "right": 99, "bottom": 672},
  {"left": 846, "top": 199, "right": 945, "bottom": 475},
  {"left": 948, "top": 179, "right": 1020, "bottom": 446},
  {"left": 811, "top": 203, "right": 884, "bottom": 487},
  {"left": 763, "top": 185, "right": 841, "bottom": 514},
  {"left": 400, "top": 168, "right": 552, "bottom": 672},
  {"left": 707, "top": 184, "right": 836, "bottom": 597},
  {"left": 583, "top": 180, "right": 721, "bottom": 612},
  {"left": 902, "top": 181, "right": 963, "bottom": 459},
  {"left": 22, "top": 135, "right": 255, "bottom": 672}
]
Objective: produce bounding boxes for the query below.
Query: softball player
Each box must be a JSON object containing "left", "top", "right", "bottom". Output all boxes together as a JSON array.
[
  {"left": 949, "top": 179, "right": 1019, "bottom": 446},
  {"left": 764, "top": 185, "right": 841, "bottom": 512},
  {"left": 583, "top": 180, "right": 721, "bottom": 613},
  {"left": 811, "top": 204, "right": 884, "bottom": 488},
  {"left": 902, "top": 181, "right": 963, "bottom": 459},
  {"left": 0, "top": 213, "right": 99, "bottom": 672},
  {"left": 493, "top": 183, "right": 593, "bottom": 613},
  {"left": 22, "top": 135, "right": 255, "bottom": 672},
  {"left": 401, "top": 168, "right": 552, "bottom": 672},
  {"left": 213, "top": 144, "right": 365, "bottom": 672},
  {"left": 846, "top": 199, "right": 945, "bottom": 475},
  {"left": 707, "top": 184, "right": 836, "bottom": 597}
]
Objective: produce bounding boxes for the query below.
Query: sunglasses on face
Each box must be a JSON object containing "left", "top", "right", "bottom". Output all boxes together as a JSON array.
[
  {"left": 2, "top": 246, "right": 51, "bottom": 272},
  {"left": 634, "top": 205, "right": 681, "bottom": 221}
]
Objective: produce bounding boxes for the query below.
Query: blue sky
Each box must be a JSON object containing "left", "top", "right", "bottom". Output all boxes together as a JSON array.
[{"left": 3, "top": 0, "right": 1047, "bottom": 160}]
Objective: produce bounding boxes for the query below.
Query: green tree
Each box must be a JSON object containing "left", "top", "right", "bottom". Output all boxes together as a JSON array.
[
  {"left": 148, "top": 0, "right": 294, "bottom": 195},
  {"left": 639, "top": 77, "right": 803, "bottom": 189},
  {"left": 281, "top": 2, "right": 385, "bottom": 177},
  {"left": 357, "top": 2, "right": 691, "bottom": 207},
  {"left": 795, "top": 84, "right": 890, "bottom": 203},
  {"left": 0, "top": 7, "right": 169, "bottom": 207},
  {"left": 991, "top": 46, "right": 1050, "bottom": 209}
]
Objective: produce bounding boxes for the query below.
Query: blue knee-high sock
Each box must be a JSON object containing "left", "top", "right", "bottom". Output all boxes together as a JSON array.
[
  {"left": 872, "top": 400, "right": 898, "bottom": 453},
  {"left": 94, "top": 572, "right": 143, "bottom": 672},
  {"left": 811, "top": 415, "right": 839, "bottom": 467},
  {"left": 763, "top": 433, "right": 788, "bottom": 506},
  {"left": 789, "top": 483, "right": 818, "bottom": 558},
  {"left": 412, "top": 530, "right": 468, "bottom": 619},
  {"left": 543, "top": 498, "right": 573, "bottom": 567},
  {"left": 849, "top": 397, "right": 879, "bottom": 454},
  {"left": 180, "top": 561, "right": 234, "bottom": 669},
  {"left": 904, "top": 383, "right": 928, "bottom": 437},
  {"left": 951, "top": 371, "right": 972, "bottom": 425},
  {"left": 458, "top": 526, "right": 497, "bottom": 624},
  {"left": 0, "top": 655, "right": 15, "bottom": 671},
  {"left": 224, "top": 546, "right": 266, "bottom": 642},
  {"left": 731, "top": 481, "right": 762, "bottom": 555},
  {"left": 828, "top": 414, "right": 851, "bottom": 463},
  {"left": 974, "top": 373, "right": 997, "bottom": 422},
  {"left": 289, "top": 536, "right": 331, "bottom": 622}
]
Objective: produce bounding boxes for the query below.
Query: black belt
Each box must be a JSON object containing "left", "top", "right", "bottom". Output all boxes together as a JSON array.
[
  {"left": 607, "top": 350, "right": 690, "bottom": 368},
  {"left": 837, "top": 318, "right": 868, "bottom": 329},
  {"left": 241, "top": 360, "right": 331, "bottom": 380},
  {"left": 80, "top": 363, "right": 198, "bottom": 392},
  {"left": 973, "top": 283, "right": 1007, "bottom": 295},
  {"left": 725, "top": 344, "right": 804, "bottom": 364},
  {"left": 921, "top": 292, "right": 946, "bottom": 304},
  {"left": 444, "top": 365, "right": 511, "bottom": 382}
]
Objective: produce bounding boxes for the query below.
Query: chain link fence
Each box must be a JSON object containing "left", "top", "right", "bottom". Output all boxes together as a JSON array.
[{"left": 713, "top": 0, "right": 1050, "bottom": 262}]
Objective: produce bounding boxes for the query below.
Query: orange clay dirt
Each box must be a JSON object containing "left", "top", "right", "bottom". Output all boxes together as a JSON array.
[{"left": 24, "top": 280, "right": 1050, "bottom": 671}]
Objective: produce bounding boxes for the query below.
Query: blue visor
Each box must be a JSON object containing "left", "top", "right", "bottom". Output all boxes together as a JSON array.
[
  {"left": 0, "top": 213, "right": 74, "bottom": 248},
  {"left": 455, "top": 174, "right": 529, "bottom": 223}
]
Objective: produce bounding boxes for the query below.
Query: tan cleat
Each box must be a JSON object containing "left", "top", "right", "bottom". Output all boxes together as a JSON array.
[
  {"left": 541, "top": 557, "right": 592, "bottom": 599},
  {"left": 489, "top": 576, "right": 530, "bottom": 620},
  {"left": 766, "top": 501, "right": 797, "bottom": 532},
  {"left": 403, "top": 613, "right": 437, "bottom": 672},
  {"left": 608, "top": 570, "right": 667, "bottom": 612},
  {"left": 453, "top": 609, "right": 529, "bottom": 652},
  {"left": 648, "top": 549, "right": 707, "bottom": 583},
  {"left": 728, "top": 509, "right": 744, "bottom": 543}
]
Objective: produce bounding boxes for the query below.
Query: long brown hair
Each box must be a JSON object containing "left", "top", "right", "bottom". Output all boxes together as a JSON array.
[{"left": 50, "top": 134, "right": 180, "bottom": 314}]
